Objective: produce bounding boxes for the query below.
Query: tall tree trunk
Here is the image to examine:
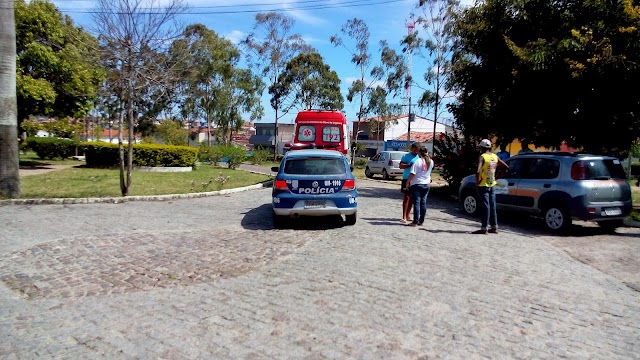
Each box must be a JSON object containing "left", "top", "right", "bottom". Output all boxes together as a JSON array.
[
  {"left": 118, "top": 98, "right": 126, "bottom": 195},
  {"left": 431, "top": 72, "right": 441, "bottom": 154},
  {"left": 123, "top": 57, "right": 135, "bottom": 196},
  {"left": 0, "top": 0, "right": 20, "bottom": 198},
  {"left": 273, "top": 100, "right": 279, "bottom": 161}
]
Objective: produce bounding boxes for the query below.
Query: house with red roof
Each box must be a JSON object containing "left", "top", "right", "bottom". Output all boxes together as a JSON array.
[{"left": 352, "top": 114, "right": 457, "bottom": 156}]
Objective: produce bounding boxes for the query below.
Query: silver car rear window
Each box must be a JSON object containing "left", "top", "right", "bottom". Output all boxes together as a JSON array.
[
  {"left": 583, "top": 159, "right": 627, "bottom": 180},
  {"left": 389, "top": 152, "right": 406, "bottom": 160}
]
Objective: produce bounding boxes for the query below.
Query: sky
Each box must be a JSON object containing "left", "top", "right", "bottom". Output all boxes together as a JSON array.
[{"left": 49, "top": 0, "right": 471, "bottom": 127}]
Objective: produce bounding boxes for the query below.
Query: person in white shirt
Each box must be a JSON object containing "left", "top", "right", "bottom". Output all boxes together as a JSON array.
[{"left": 405, "top": 145, "right": 435, "bottom": 227}]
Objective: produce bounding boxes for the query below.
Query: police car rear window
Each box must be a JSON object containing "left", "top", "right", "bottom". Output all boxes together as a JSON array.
[{"left": 283, "top": 158, "right": 346, "bottom": 175}]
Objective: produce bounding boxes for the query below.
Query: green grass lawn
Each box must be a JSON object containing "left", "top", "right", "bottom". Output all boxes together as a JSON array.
[
  {"left": 18, "top": 165, "right": 271, "bottom": 199},
  {"left": 630, "top": 180, "right": 640, "bottom": 221}
]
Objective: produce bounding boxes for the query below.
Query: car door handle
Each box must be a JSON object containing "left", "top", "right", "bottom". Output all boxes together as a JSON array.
[{"left": 543, "top": 184, "right": 551, "bottom": 188}]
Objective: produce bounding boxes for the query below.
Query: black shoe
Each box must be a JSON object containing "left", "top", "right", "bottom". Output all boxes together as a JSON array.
[
  {"left": 472, "top": 229, "right": 487, "bottom": 234},
  {"left": 488, "top": 228, "right": 498, "bottom": 234}
]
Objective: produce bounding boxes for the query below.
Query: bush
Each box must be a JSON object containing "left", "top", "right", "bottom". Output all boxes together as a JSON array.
[
  {"left": 80, "top": 142, "right": 120, "bottom": 168},
  {"left": 432, "top": 132, "right": 482, "bottom": 192},
  {"left": 250, "top": 148, "right": 271, "bottom": 164},
  {"left": 197, "top": 143, "right": 224, "bottom": 163},
  {"left": 631, "top": 162, "right": 640, "bottom": 176},
  {"left": 354, "top": 158, "right": 367, "bottom": 168},
  {"left": 80, "top": 142, "right": 197, "bottom": 168},
  {"left": 220, "top": 144, "right": 248, "bottom": 170},
  {"left": 26, "top": 137, "right": 80, "bottom": 159}
]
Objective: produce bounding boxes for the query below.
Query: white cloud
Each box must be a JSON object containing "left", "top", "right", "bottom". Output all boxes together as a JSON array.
[
  {"left": 224, "top": 30, "right": 245, "bottom": 45},
  {"left": 342, "top": 77, "right": 385, "bottom": 89}
]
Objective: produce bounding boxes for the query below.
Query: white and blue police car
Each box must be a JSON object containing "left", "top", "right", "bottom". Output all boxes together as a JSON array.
[{"left": 271, "top": 149, "right": 358, "bottom": 228}]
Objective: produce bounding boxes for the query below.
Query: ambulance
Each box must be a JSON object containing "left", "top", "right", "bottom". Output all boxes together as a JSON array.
[{"left": 285, "top": 109, "right": 351, "bottom": 159}]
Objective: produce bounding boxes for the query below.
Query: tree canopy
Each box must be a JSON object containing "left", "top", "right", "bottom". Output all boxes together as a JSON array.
[
  {"left": 15, "top": 0, "right": 104, "bottom": 122},
  {"left": 269, "top": 52, "right": 343, "bottom": 112},
  {"left": 449, "top": 0, "right": 640, "bottom": 156}
]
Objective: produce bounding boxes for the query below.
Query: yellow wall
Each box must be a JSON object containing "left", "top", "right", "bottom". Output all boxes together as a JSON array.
[{"left": 492, "top": 139, "right": 550, "bottom": 156}]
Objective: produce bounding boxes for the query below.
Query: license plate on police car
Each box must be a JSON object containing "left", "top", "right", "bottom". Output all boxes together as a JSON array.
[
  {"left": 304, "top": 200, "right": 326, "bottom": 209},
  {"left": 604, "top": 208, "right": 622, "bottom": 216}
]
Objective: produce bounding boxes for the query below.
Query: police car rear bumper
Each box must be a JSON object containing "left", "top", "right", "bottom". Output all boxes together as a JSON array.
[
  {"left": 273, "top": 206, "right": 357, "bottom": 216},
  {"left": 273, "top": 197, "right": 357, "bottom": 217}
]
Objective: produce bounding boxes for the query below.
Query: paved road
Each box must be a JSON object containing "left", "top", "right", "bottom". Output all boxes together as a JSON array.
[{"left": 1, "top": 180, "right": 639, "bottom": 359}]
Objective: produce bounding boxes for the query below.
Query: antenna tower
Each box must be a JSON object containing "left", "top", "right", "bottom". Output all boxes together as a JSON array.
[{"left": 405, "top": 19, "right": 415, "bottom": 148}]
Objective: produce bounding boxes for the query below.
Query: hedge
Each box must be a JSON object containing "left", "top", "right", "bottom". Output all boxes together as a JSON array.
[
  {"left": 631, "top": 162, "right": 640, "bottom": 176},
  {"left": 26, "top": 137, "right": 80, "bottom": 159},
  {"left": 80, "top": 142, "right": 197, "bottom": 168}
]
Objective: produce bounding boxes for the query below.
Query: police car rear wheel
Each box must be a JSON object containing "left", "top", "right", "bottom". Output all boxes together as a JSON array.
[{"left": 345, "top": 213, "right": 357, "bottom": 226}]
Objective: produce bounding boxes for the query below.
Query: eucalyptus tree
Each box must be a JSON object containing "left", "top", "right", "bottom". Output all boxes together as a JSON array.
[
  {"left": 214, "top": 68, "right": 265, "bottom": 145},
  {"left": 92, "top": 0, "right": 188, "bottom": 196},
  {"left": 366, "top": 41, "right": 410, "bottom": 141},
  {"left": 330, "top": 19, "right": 376, "bottom": 136},
  {"left": 170, "top": 24, "right": 241, "bottom": 146},
  {"left": 242, "top": 12, "right": 313, "bottom": 156},
  {"left": 0, "top": 0, "right": 19, "bottom": 198},
  {"left": 331, "top": 19, "right": 409, "bottom": 145},
  {"left": 407, "top": 0, "right": 460, "bottom": 150},
  {"left": 269, "top": 53, "right": 343, "bottom": 113}
]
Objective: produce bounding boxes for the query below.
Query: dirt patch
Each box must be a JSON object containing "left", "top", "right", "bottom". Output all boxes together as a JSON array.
[
  {"left": 19, "top": 164, "right": 76, "bottom": 177},
  {"left": 542, "top": 228, "right": 640, "bottom": 292}
]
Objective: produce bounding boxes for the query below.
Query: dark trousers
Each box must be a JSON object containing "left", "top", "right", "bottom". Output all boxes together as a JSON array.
[
  {"left": 478, "top": 186, "right": 497, "bottom": 230},
  {"left": 410, "top": 184, "right": 430, "bottom": 225}
]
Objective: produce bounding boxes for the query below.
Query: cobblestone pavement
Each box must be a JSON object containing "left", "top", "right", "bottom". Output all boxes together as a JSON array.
[{"left": 1, "top": 180, "right": 639, "bottom": 359}]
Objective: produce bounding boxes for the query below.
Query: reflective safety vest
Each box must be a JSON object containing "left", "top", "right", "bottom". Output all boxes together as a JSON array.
[{"left": 478, "top": 153, "right": 498, "bottom": 187}]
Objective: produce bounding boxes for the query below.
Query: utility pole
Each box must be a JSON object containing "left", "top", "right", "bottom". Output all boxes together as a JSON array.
[
  {"left": 405, "top": 20, "right": 415, "bottom": 150},
  {"left": 0, "top": 0, "right": 20, "bottom": 198}
]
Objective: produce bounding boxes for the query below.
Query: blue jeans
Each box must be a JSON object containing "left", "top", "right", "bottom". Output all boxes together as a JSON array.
[
  {"left": 410, "top": 184, "right": 430, "bottom": 224},
  {"left": 478, "top": 186, "right": 497, "bottom": 230}
]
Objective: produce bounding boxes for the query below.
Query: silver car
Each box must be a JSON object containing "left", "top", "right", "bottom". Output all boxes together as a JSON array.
[
  {"left": 365, "top": 151, "right": 407, "bottom": 180},
  {"left": 458, "top": 152, "right": 633, "bottom": 232}
]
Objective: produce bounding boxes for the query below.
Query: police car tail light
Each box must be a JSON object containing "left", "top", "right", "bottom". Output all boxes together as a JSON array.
[
  {"left": 342, "top": 179, "right": 355, "bottom": 191},
  {"left": 274, "top": 180, "right": 289, "bottom": 191}
]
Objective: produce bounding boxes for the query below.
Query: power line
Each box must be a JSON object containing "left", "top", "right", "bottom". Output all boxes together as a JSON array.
[{"left": 50, "top": 0, "right": 411, "bottom": 15}]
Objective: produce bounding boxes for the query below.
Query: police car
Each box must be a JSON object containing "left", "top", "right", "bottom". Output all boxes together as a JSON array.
[{"left": 271, "top": 149, "right": 358, "bottom": 228}]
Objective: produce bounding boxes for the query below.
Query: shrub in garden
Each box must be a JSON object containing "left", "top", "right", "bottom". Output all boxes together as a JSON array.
[
  {"left": 432, "top": 132, "right": 482, "bottom": 192},
  {"left": 220, "top": 144, "right": 247, "bottom": 170},
  {"left": 26, "top": 137, "right": 80, "bottom": 159},
  {"left": 197, "top": 143, "right": 224, "bottom": 164},
  {"left": 250, "top": 147, "right": 271, "bottom": 164},
  {"left": 354, "top": 158, "right": 367, "bottom": 168},
  {"left": 80, "top": 142, "right": 197, "bottom": 168},
  {"left": 631, "top": 162, "right": 640, "bottom": 177}
]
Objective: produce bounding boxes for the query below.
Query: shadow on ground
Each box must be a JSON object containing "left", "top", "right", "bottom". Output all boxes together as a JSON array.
[{"left": 241, "top": 203, "right": 348, "bottom": 231}]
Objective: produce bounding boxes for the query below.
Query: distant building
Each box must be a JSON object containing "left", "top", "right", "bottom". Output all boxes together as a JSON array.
[
  {"left": 352, "top": 114, "right": 455, "bottom": 156},
  {"left": 249, "top": 123, "right": 294, "bottom": 154}
]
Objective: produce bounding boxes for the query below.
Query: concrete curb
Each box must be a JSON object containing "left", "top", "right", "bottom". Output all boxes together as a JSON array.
[{"left": 0, "top": 180, "right": 274, "bottom": 206}]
